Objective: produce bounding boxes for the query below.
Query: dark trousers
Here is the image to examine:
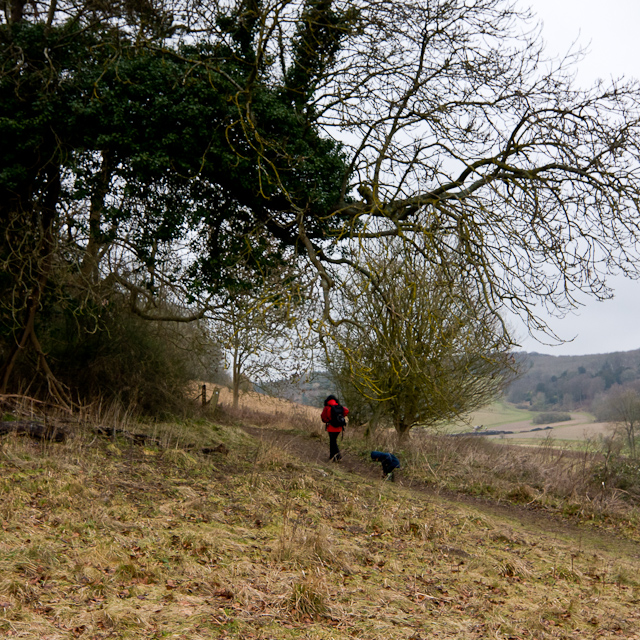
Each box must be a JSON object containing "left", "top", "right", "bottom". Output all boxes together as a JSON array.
[{"left": 328, "top": 431, "right": 341, "bottom": 461}]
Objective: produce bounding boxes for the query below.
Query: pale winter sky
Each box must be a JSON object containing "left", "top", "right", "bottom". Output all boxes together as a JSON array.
[{"left": 513, "top": 0, "right": 640, "bottom": 356}]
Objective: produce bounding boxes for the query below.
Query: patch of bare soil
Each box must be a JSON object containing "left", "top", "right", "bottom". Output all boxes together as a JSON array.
[{"left": 241, "top": 425, "right": 640, "bottom": 561}]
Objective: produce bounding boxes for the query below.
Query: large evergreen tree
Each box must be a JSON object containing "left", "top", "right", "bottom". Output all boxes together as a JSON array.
[{"left": 0, "top": 0, "right": 352, "bottom": 401}]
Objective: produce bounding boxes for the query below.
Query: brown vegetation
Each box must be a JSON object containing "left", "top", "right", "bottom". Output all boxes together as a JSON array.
[{"left": 1, "top": 395, "right": 640, "bottom": 639}]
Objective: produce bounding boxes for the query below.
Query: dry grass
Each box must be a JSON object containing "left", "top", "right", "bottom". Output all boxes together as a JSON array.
[
  {"left": 195, "top": 383, "right": 319, "bottom": 428},
  {"left": 351, "top": 428, "right": 640, "bottom": 540},
  {"left": 1, "top": 402, "right": 640, "bottom": 639}
]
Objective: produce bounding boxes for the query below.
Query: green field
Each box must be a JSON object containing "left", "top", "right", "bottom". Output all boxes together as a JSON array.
[{"left": 444, "top": 400, "right": 536, "bottom": 432}]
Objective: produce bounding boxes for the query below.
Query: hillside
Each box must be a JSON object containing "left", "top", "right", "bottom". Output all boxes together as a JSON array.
[
  {"left": 1, "top": 404, "right": 640, "bottom": 639},
  {"left": 505, "top": 349, "right": 640, "bottom": 411}
]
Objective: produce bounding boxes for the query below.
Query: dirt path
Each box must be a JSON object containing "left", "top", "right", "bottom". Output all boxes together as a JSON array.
[{"left": 241, "top": 425, "right": 640, "bottom": 560}]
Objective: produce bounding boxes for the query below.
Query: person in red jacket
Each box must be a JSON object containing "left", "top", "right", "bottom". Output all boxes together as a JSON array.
[{"left": 321, "top": 395, "right": 349, "bottom": 462}]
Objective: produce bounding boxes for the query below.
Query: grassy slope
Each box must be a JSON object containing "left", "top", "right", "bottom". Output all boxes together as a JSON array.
[
  {"left": 449, "top": 400, "right": 536, "bottom": 430},
  {"left": 1, "top": 417, "right": 640, "bottom": 639}
]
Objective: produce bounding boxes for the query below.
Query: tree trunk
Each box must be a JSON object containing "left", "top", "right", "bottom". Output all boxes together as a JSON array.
[
  {"left": 0, "top": 167, "right": 67, "bottom": 404},
  {"left": 81, "top": 150, "right": 113, "bottom": 284},
  {"left": 10, "top": 0, "right": 27, "bottom": 23},
  {"left": 0, "top": 295, "right": 38, "bottom": 393},
  {"left": 365, "top": 402, "right": 384, "bottom": 438},
  {"left": 232, "top": 347, "right": 240, "bottom": 410},
  {"left": 394, "top": 416, "right": 412, "bottom": 443}
]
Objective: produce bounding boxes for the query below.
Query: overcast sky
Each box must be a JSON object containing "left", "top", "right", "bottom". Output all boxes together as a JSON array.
[{"left": 513, "top": 0, "right": 640, "bottom": 356}]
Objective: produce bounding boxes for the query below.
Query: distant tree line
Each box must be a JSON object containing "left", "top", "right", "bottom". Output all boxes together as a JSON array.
[{"left": 506, "top": 351, "right": 640, "bottom": 413}]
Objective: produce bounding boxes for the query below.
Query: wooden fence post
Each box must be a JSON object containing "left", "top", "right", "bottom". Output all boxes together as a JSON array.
[
  {"left": 200, "top": 384, "right": 220, "bottom": 410},
  {"left": 210, "top": 388, "right": 220, "bottom": 411}
]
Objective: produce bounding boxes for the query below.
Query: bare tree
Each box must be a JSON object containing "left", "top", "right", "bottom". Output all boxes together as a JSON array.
[
  {"left": 286, "top": 0, "right": 640, "bottom": 347},
  {"left": 212, "top": 296, "right": 288, "bottom": 409},
  {"left": 210, "top": 271, "right": 317, "bottom": 409}
]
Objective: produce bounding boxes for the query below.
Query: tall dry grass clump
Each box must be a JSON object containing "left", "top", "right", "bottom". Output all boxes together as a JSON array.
[
  {"left": 287, "top": 572, "right": 329, "bottom": 621},
  {"left": 209, "top": 386, "right": 320, "bottom": 432}
]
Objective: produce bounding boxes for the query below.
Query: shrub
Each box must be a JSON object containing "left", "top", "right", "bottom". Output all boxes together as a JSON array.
[
  {"left": 592, "top": 457, "right": 640, "bottom": 494},
  {"left": 26, "top": 300, "right": 224, "bottom": 416},
  {"left": 532, "top": 411, "right": 572, "bottom": 425}
]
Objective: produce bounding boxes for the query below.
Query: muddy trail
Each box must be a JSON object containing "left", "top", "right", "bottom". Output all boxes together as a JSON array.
[{"left": 241, "top": 425, "right": 640, "bottom": 561}]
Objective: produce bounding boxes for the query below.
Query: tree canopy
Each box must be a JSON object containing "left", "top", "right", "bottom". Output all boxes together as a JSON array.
[
  {"left": 0, "top": 0, "right": 351, "bottom": 400},
  {"left": 3, "top": 0, "right": 640, "bottom": 415}
]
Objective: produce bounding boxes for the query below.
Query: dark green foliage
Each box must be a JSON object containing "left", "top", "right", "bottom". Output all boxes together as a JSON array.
[
  {"left": 284, "top": 0, "right": 358, "bottom": 108},
  {"left": 0, "top": 1, "right": 352, "bottom": 405},
  {"left": 0, "top": 17, "right": 349, "bottom": 282},
  {"left": 43, "top": 301, "right": 223, "bottom": 415}
]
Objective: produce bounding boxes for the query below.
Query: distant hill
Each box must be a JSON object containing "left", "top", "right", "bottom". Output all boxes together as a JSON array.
[{"left": 506, "top": 348, "right": 640, "bottom": 411}]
